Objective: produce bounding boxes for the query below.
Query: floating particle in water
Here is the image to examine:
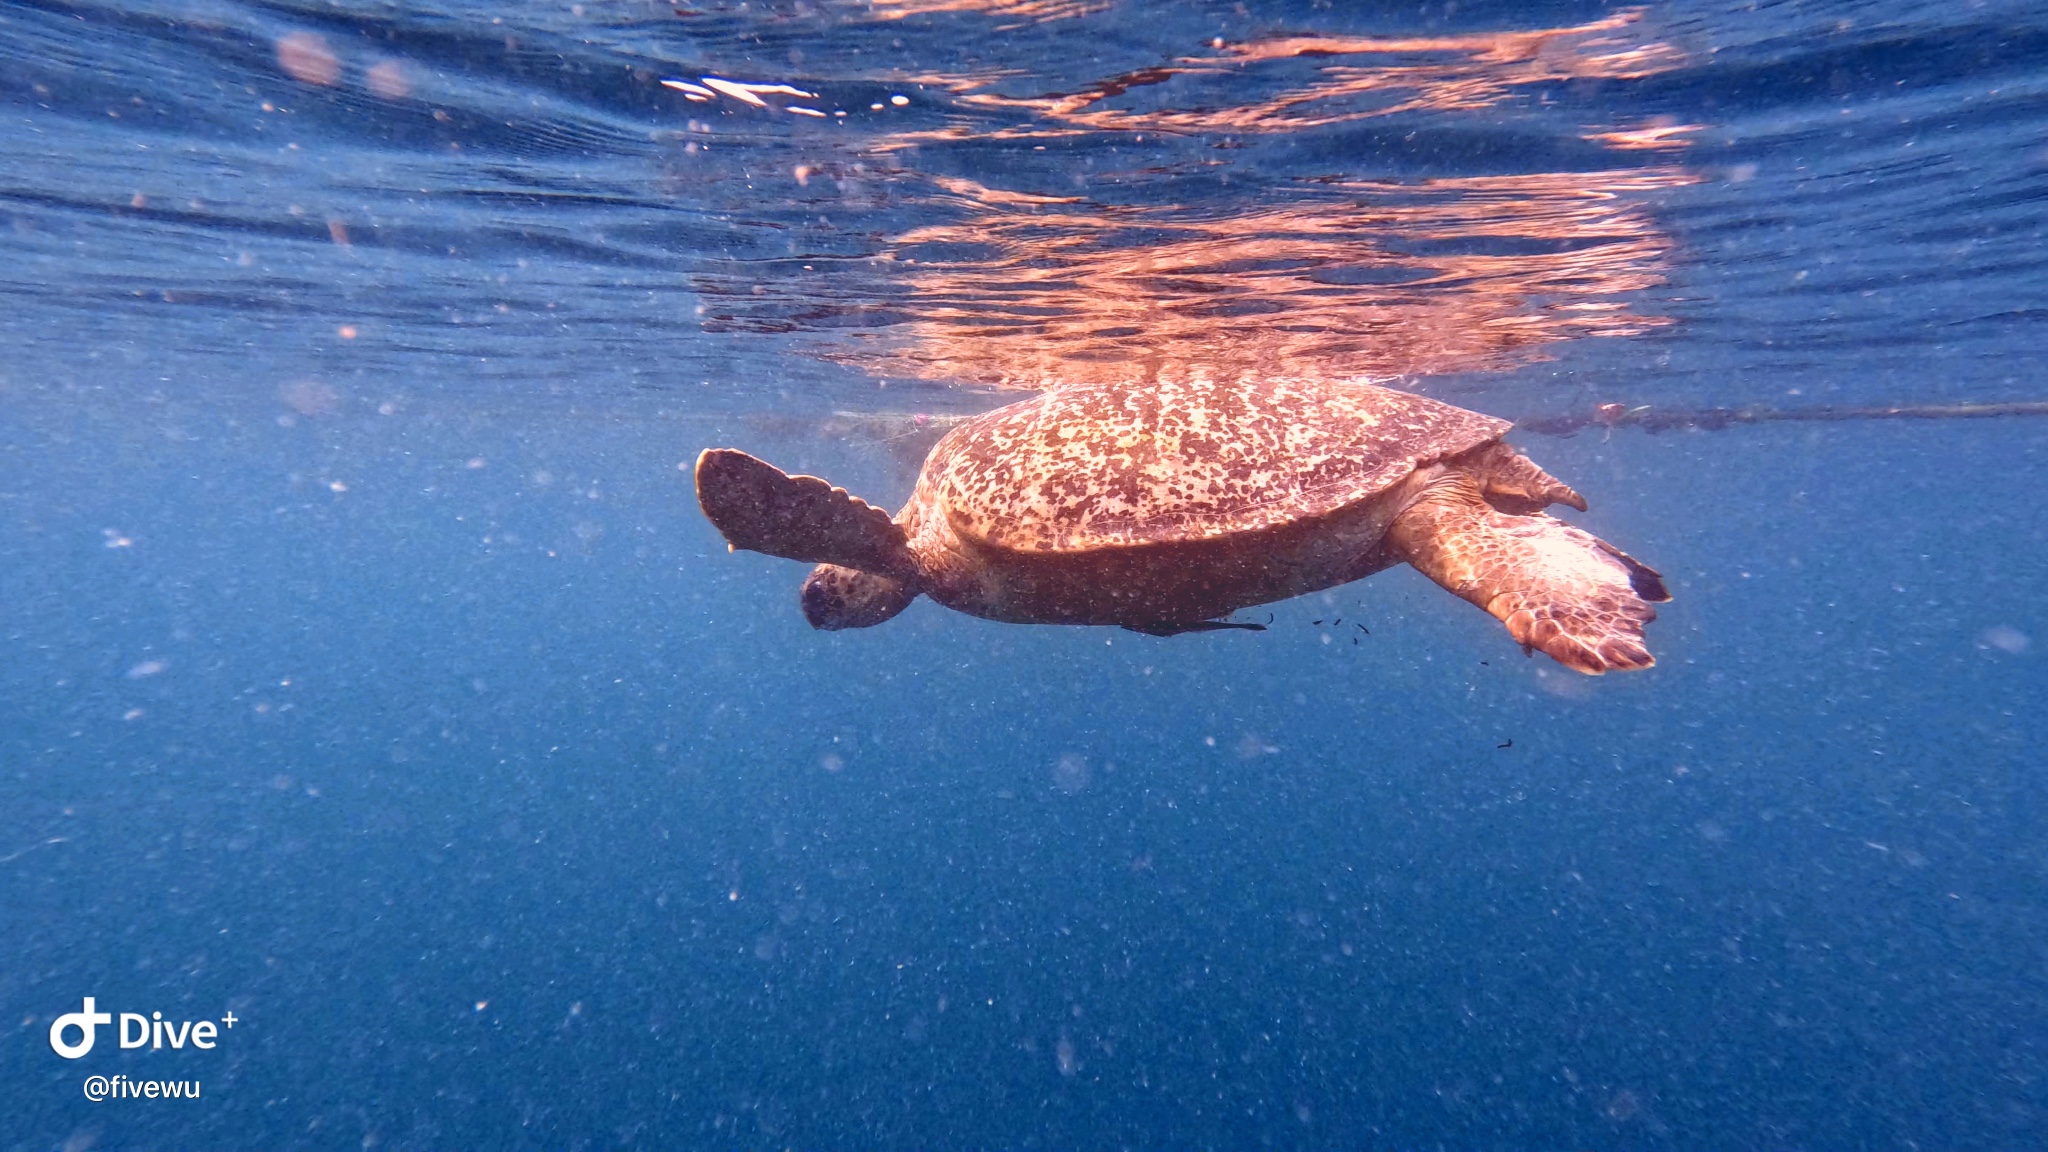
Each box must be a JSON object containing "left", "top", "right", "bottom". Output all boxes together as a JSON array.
[
  {"left": 1978, "top": 625, "right": 2030, "bottom": 655},
  {"left": 279, "top": 379, "right": 340, "bottom": 417},
  {"left": 125, "top": 660, "right": 167, "bottom": 679},
  {"left": 1051, "top": 753, "right": 1090, "bottom": 794},
  {"left": 365, "top": 59, "right": 411, "bottom": 100},
  {"left": 276, "top": 32, "right": 340, "bottom": 87},
  {"left": 1533, "top": 665, "right": 1592, "bottom": 700},
  {"left": 820, "top": 753, "right": 844, "bottom": 773}
]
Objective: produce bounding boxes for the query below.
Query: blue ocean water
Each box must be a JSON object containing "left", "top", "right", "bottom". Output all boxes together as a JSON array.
[{"left": 2, "top": 0, "right": 2046, "bottom": 1148}]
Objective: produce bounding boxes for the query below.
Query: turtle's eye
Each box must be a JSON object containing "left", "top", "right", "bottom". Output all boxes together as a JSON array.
[{"left": 800, "top": 564, "right": 916, "bottom": 630}]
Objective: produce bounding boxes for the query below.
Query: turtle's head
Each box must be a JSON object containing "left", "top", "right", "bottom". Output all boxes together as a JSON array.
[{"left": 800, "top": 563, "right": 917, "bottom": 630}]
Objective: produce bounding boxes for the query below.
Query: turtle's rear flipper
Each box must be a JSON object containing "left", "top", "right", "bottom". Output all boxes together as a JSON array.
[
  {"left": 1390, "top": 474, "right": 1667, "bottom": 675},
  {"left": 695, "top": 448, "right": 915, "bottom": 578},
  {"left": 1123, "top": 619, "right": 1268, "bottom": 637}
]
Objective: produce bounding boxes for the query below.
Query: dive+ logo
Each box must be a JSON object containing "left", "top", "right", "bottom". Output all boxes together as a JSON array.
[{"left": 48, "top": 998, "right": 238, "bottom": 1059}]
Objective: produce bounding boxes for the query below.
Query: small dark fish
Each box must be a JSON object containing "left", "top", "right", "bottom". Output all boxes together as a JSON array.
[
  {"left": 1333, "top": 618, "right": 1342, "bottom": 625},
  {"left": 1355, "top": 623, "right": 1369, "bottom": 634},
  {"left": 1497, "top": 739, "right": 1513, "bottom": 749},
  {"left": 1312, "top": 619, "right": 1323, "bottom": 626}
]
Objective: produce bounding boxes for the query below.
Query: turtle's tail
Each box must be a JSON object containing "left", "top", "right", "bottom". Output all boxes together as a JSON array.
[
  {"left": 695, "top": 449, "right": 918, "bottom": 580},
  {"left": 1122, "top": 619, "right": 1268, "bottom": 637}
]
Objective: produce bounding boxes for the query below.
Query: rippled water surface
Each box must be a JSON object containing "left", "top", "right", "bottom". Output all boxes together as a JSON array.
[{"left": 3, "top": 0, "right": 2047, "bottom": 1148}]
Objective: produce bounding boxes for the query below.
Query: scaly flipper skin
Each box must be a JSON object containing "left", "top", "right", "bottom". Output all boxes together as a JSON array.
[
  {"left": 694, "top": 449, "right": 915, "bottom": 579},
  {"left": 1389, "top": 472, "right": 1669, "bottom": 674}
]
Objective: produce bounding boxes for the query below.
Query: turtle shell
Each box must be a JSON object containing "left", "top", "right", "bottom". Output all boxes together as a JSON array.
[{"left": 930, "top": 375, "right": 1509, "bottom": 553}]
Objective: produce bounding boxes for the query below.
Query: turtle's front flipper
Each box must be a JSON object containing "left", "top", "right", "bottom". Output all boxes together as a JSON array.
[
  {"left": 1389, "top": 473, "right": 1668, "bottom": 674},
  {"left": 695, "top": 449, "right": 915, "bottom": 578}
]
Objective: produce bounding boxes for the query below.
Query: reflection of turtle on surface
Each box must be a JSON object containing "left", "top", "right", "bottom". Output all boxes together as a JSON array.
[{"left": 696, "top": 377, "right": 1670, "bottom": 673}]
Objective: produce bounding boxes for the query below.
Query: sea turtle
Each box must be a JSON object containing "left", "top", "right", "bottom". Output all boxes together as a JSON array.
[{"left": 694, "top": 376, "right": 1669, "bottom": 673}]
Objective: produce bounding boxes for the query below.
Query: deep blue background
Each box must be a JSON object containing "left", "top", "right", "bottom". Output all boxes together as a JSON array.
[{"left": 4, "top": 0, "right": 2047, "bottom": 1147}]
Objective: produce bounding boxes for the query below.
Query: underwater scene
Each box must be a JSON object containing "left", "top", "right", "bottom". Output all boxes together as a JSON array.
[{"left": 3, "top": 0, "right": 2046, "bottom": 1147}]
